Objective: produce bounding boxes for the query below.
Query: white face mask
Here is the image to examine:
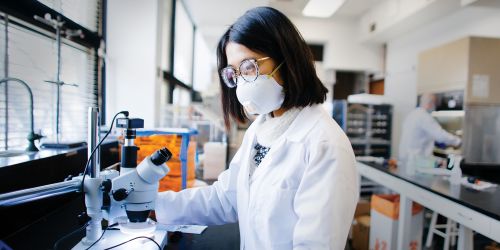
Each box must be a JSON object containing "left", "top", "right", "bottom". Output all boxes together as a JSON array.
[{"left": 236, "top": 75, "right": 284, "bottom": 115}]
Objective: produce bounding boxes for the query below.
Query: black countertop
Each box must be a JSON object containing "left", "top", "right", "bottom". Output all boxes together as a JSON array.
[
  {"left": 165, "top": 224, "right": 240, "bottom": 250},
  {"left": 0, "top": 139, "right": 118, "bottom": 169},
  {"left": 0, "top": 149, "right": 75, "bottom": 168},
  {"left": 361, "top": 161, "right": 500, "bottom": 221},
  {"left": 0, "top": 140, "right": 120, "bottom": 242},
  {"left": 2, "top": 194, "right": 240, "bottom": 250}
]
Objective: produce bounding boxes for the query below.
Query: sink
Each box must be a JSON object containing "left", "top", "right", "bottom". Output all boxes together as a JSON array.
[{"left": 0, "top": 150, "right": 29, "bottom": 157}]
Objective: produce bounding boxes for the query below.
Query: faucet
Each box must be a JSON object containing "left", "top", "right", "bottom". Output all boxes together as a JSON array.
[{"left": 0, "top": 77, "right": 43, "bottom": 151}]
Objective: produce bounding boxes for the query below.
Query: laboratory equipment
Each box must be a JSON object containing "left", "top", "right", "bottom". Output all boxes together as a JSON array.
[
  {"left": 0, "top": 108, "right": 173, "bottom": 249},
  {"left": 334, "top": 95, "right": 393, "bottom": 197},
  {"left": 34, "top": 13, "right": 82, "bottom": 146},
  {"left": 0, "top": 77, "right": 43, "bottom": 151},
  {"left": 463, "top": 104, "right": 500, "bottom": 165},
  {"left": 333, "top": 95, "right": 393, "bottom": 158}
]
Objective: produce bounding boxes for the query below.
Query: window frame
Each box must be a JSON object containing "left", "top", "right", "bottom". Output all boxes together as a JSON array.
[{"left": 0, "top": 0, "right": 106, "bottom": 149}]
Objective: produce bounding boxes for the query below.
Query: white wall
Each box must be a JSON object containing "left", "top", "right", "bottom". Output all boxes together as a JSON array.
[
  {"left": 385, "top": 6, "right": 500, "bottom": 157},
  {"left": 106, "top": 0, "right": 165, "bottom": 128},
  {"left": 292, "top": 17, "right": 383, "bottom": 72}
]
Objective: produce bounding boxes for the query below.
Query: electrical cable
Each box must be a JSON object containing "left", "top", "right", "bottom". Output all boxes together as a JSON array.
[
  {"left": 103, "top": 236, "right": 161, "bottom": 250},
  {"left": 79, "top": 110, "right": 158, "bottom": 250},
  {"left": 80, "top": 111, "right": 128, "bottom": 191},
  {"left": 53, "top": 222, "right": 89, "bottom": 250},
  {"left": 84, "top": 223, "right": 118, "bottom": 250}
]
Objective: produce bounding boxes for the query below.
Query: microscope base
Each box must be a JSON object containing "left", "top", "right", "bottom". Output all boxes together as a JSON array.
[
  {"left": 72, "top": 228, "right": 168, "bottom": 249},
  {"left": 120, "top": 219, "right": 157, "bottom": 235}
]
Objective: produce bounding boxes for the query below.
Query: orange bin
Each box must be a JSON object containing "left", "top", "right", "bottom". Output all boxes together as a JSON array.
[{"left": 120, "top": 133, "right": 196, "bottom": 192}]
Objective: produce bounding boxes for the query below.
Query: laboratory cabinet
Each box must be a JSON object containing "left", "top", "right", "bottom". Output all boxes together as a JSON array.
[
  {"left": 418, "top": 36, "right": 500, "bottom": 165},
  {"left": 333, "top": 100, "right": 392, "bottom": 158},
  {"left": 418, "top": 36, "right": 500, "bottom": 105}
]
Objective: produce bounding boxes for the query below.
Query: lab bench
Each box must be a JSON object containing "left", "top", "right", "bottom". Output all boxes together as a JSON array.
[
  {"left": 165, "top": 224, "right": 240, "bottom": 250},
  {"left": 0, "top": 140, "right": 119, "bottom": 248},
  {"left": 1, "top": 191, "right": 240, "bottom": 250},
  {"left": 0, "top": 139, "right": 241, "bottom": 249},
  {"left": 357, "top": 161, "right": 500, "bottom": 250}
]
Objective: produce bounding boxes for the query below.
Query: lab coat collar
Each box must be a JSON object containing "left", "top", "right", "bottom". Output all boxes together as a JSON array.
[
  {"left": 247, "top": 104, "right": 322, "bottom": 170},
  {"left": 253, "top": 104, "right": 323, "bottom": 143},
  {"left": 282, "top": 104, "right": 323, "bottom": 142},
  {"left": 247, "top": 105, "right": 323, "bottom": 188}
]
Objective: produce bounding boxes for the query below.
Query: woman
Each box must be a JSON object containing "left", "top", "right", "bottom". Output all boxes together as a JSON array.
[{"left": 156, "top": 6, "right": 358, "bottom": 249}]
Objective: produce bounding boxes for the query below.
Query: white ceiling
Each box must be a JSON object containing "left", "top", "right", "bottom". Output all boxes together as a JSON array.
[
  {"left": 269, "top": 0, "right": 380, "bottom": 19},
  {"left": 183, "top": 0, "right": 381, "bottom": 49}
]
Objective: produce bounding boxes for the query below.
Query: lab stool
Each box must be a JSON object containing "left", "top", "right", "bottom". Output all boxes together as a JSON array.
[{"left": 425, "top": 211, "right": 459, "bottom": 249}]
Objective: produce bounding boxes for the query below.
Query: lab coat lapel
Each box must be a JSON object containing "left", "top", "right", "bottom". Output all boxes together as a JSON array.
[
  {"left": 237, "top": 116, "right": 263, "bottom": 249},
  {"left": 285, "top": 105, "right": 323, "bottom": 142},
  {"left": 241, "top": 105, "right": 324, "bottom": 249},
  {"left": 251, "top": 105, "right": 323, "bottom": 179},
  {"left": 240, "top": 114, "right": 265, "bottom": 186},
  {"left": 250, "top": 137, "right": 286, "bottom": 180}
]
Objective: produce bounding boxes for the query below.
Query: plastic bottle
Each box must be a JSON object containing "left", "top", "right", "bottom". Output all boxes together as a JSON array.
[{"left": 449, "top": 155, "right": 463, "bottom": 185}]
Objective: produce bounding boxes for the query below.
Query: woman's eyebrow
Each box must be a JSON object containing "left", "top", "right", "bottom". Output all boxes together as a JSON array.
[
  {"left": 226, "top": 60, "right": 240, "bottom": 68},
  {"left": 227, "top": 54, "right": 265, "bottom": 67},
  {"left": 242, "top": 56, "right": 255, "bottom": 61},
  {"left": 227, "top": 57, "right": 252, "bottom": 67}
]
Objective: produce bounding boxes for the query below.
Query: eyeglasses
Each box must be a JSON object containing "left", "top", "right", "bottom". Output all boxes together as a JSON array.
[{"left": 221, "top": 57, "right": 283, "bottom": 88}]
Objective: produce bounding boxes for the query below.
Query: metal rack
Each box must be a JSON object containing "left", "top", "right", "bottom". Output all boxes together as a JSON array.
[{"left": 333, "top": 100, "right": 393, "bottom": 158}]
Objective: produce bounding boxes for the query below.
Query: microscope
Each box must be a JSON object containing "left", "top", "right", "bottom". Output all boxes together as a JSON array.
[
  {"left": 74, "top": 108, "right": 172, "bottom": 249},
  {"left": 0, "top": 108, "right": 172, "bottom": 249},
  {"left": 106, "top": 116, "right": 171, "bottom": 231}
]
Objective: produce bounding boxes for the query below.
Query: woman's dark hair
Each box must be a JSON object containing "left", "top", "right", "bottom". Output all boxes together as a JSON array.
[{"left": 217, "top": 6, "right": 328, "bottom": 128}]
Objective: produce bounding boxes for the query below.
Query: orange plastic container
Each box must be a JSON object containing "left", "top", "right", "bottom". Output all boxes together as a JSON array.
[
  {"left": 159, "top": 175, "right": 196, "bottom": 192},
  {"left": 119, "top": 133, "right": 196, "bottom": 191}
]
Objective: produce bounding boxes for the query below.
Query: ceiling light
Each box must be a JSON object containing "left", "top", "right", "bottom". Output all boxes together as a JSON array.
[{"left": 302, "top": 0, "right": 346, "bottom": 18}]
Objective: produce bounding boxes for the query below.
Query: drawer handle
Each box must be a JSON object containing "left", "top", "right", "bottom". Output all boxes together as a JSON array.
[{"left": 458, "top": 212, "right": 473, "bottom": 221}]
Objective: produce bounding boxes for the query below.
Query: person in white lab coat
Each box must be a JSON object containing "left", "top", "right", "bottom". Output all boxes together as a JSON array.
[
  {"left": 155, "top": 7, "right": 359, "bottom": 249},
  {"left": 398, "top": 93, "right": 461, "bottom": 163}
]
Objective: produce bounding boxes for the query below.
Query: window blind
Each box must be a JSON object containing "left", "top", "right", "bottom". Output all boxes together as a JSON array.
[
  {"left": 38, "top": 0, "right": 99, "bottom": 32},
  {"left": 0, "top": 2, "right": 99, "bottom": 150}
]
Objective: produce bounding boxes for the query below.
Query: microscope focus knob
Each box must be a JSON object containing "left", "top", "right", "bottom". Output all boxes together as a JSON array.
[{"left": 112, "top": 188, "right": 129, "bottom": 201}]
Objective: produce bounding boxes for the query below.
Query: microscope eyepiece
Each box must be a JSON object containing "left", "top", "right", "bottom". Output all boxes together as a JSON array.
[{"left": 150, "top": 147, "right": 172, "bottom": 166}]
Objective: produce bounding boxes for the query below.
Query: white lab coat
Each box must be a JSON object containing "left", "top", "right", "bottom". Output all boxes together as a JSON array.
[
  {"left": 155, "top": 104, "right": 359, "bottom": 250},
  {"left": 399, "top": 107, "right": 461, "bottom": 161}
]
